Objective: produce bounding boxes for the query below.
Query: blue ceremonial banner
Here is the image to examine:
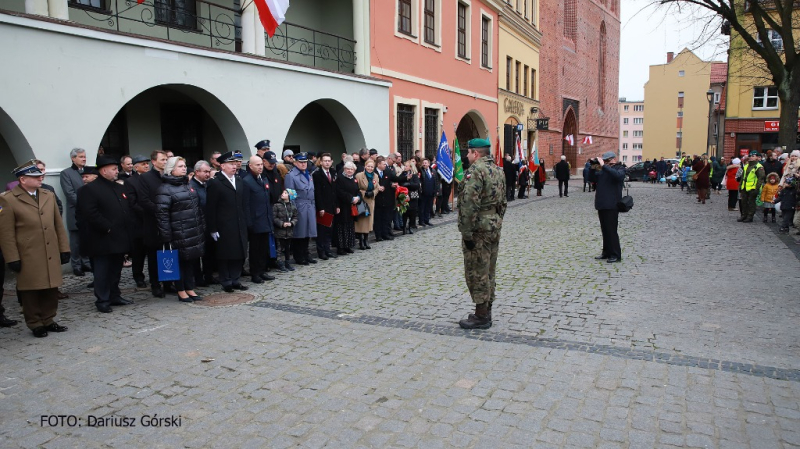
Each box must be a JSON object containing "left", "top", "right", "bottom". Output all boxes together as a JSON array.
[{"left": 436, "top": 131, "right": 454, "bottom": 183}]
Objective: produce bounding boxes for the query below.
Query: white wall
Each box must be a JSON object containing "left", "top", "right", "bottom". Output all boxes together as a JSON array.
[{"left": 0, "top": 12, "right": 390, "bottom": 177}]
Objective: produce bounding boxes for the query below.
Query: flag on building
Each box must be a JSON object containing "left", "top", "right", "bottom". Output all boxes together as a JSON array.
[
  {"left": 495, "top": 134, "right": 503, "bottom": 167},
  {"left": 453, "top": 138, "right": 464, "bottom": 182},
  {"left": 582, "top": 135, "right": 593, "bottom": 145},
  {"left": 254, "top": 0, "right": 290, "bottom": 38},
  {"left": 436, "top": 131, "right": 454, "bottom": 183},
  {"left": 564, "top": 134, "right": 575, "bottom": 146}
]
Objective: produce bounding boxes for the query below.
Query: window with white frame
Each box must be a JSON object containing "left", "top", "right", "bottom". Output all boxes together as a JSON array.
[
  {"left": 756, "top": 29, "right": 783, "bottom": 51},
  {"left": 622, "top": 143, "right": 628, "bottom": 150},
  {"left": 623, "top": 118, "right": 628, "bottom": 124},
  {"left": 423, "top": 0, "right": 436, "bottom": 44},
  {"left": 677, "top": 111, "right": 683, "bottom": 117},
  {"left": 622, "top": 131, "right": 628, "bottom": 137},
  {"left": 633, "top": 130, "right": 643, "bottom": 137},
  {"left": 456, "top": 2, "right": 471, "bottom": 60},
  {"left": 753, "top": 86, "right": 778, "bottom": 109},
  {"left": 633, "top": 118, "right": 643, "bottom": 124},
  {"left": 481, "top": 14, "right": 492, "bottom": 68},
  {"left": 634, "top": 104, "right": 644, "bottom": 112},
  {"left": 622, "top": 155, "right": 628, "bottom": 162},
  {"left": 623, "top": 105, "right": 629, "bottom": 112},
  {"left": 633, "top": 143, "right": 643, "bottom": 150},
  {"left": 678, "top": 70, "right": 685, "bottom": 77},
  {"left": 398, "top": 0, "right": 413, "bottom": 35},
  {"left": 714, "top": 92, "right": 720, "bottom": 104}
]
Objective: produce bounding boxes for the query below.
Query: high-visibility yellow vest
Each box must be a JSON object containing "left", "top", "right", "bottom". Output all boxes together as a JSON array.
[{"left": 741, "top": 162, "right": 763, "bottom": 191}]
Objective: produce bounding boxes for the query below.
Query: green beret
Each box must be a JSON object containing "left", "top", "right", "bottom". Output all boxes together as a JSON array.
[
  {"left": 748, "top": 150, "right": 760, "bottom": 157},
  {"left": 468, "top": 138, "right": 491, "bottom": 149}
]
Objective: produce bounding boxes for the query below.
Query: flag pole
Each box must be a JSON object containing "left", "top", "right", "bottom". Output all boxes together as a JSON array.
[{"left": 451, "top": 123, "right": 457, "bottom": 212}]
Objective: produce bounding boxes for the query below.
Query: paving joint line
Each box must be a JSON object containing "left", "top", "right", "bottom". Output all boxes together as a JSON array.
[{"left": 250, "top": 299, "right": 800, "bottom": 383}]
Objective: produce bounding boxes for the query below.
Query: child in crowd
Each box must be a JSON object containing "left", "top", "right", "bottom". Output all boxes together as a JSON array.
[
  {"left": 761, "top": 172, "right": 780, "bottom": 223},
  {"left": 777, "top": 176, "right": 797, "bottom": 233},
  {"left": 272, "top": 189, "right": 299, "bottom": 272}
]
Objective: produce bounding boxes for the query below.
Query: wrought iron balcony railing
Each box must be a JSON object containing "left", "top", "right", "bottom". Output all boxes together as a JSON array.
[
  {"left": 68, "top": 0, "right": 240, "bottom": 52},
  {"left": 265, "top": 21, "right": 356, "bottom": 74}
]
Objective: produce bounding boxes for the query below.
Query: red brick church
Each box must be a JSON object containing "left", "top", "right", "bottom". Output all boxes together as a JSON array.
[{"left": 537, "top": 0, "right": 621, "bottom": 171}]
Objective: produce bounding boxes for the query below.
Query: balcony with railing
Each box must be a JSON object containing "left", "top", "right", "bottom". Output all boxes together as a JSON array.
[
  {"left": 68, "top": 0, "right": 241, "bottom": 52},
  {"left": 265, "top": 21, "right": 356, "bottom": 74}
]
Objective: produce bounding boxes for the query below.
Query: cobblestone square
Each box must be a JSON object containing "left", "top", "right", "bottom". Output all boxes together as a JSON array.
[{"left": 2, "top": 182, "right": 799, "bottom": 448}]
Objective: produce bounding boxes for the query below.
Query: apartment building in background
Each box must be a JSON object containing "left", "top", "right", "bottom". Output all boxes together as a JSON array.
[{"left": 618, "top": 99, "right": 644, "bottom": 165}]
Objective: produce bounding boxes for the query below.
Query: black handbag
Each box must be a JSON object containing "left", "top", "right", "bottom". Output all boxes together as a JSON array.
[{"left": 618, "top": 186, "right": 633, "bottom": 213}]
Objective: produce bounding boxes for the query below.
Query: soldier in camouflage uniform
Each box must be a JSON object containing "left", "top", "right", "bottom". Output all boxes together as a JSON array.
[{"left": 457, "top": 138, "right": 507, "bottom": 329}]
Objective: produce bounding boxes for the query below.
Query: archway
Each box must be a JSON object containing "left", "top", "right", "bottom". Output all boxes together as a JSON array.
[
  {"left": 503, "top": 116, "right": 521, "bottom": 160},
  {"left": 456, "top": 110, "right": 489, "bottom": 169},
  {"left": 562, "top": 108, "right": 578, "bottom": 170},
  {"left": 0, "top": 107, "right": 34, "bottom": 187},
  {"left": 284, "top": 99, "right": 366, "bottom": 163},
  {"left": 96, "top": 84, "right": 248, "bottom": 168}
]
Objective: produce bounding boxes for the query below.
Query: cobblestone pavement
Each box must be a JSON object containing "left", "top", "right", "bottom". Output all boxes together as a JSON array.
[{"left": 1, "top": 181, "right": 799, "bottom": 448}]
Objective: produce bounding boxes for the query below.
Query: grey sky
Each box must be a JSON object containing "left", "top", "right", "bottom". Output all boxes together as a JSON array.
[{"left": 619, "top": 0, "right": 728, "bottom": 101}]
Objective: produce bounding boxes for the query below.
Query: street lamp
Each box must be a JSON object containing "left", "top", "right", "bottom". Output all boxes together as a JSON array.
[{"left": 706, "top": 89, "right": 714, "bottom": 155}]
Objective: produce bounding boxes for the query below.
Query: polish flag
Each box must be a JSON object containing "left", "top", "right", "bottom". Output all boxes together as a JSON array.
[
  {"left": 582, "top": 135, "right": 593, "bottom": 145},
  {"left": 254, "top": 0, "right": 290, "bottom": 38},
  {"left": 564, "top": 134, "right": 575, "bottom": 146}
]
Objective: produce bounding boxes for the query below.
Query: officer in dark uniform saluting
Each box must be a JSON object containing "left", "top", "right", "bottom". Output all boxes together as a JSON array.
[
  {"left": 457, "top": 139, "right": 507, "bottom": 330},
  {"left": 0, "top": 161, "right": 71, "bottom": 337},
  {"left": 206, "top": 151, "right": 251, "bottom": 292}
]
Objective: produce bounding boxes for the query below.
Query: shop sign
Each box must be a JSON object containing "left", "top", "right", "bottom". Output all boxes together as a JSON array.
[
  {"left": 535, "top": 118, "right": 550, "bottom": 130},
  {"left": 764, "top": 120, "right": 800, "bottom": 132},
  {"left": 503, "top": 98, "right": 525, "bottom": 117}
]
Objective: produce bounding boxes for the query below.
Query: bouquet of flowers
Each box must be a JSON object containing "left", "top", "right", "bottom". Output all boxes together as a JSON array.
[{"left": 395, "top": 186, "right": 410, "bottom": 214}]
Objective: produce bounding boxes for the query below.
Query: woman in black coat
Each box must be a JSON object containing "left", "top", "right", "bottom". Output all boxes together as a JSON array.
[
  {"left": 156, "top": 157, "right": 206, "bottom": 302},
  {"left": 400, "top": 160, "right": 420, "bottom": 234},
  {"left": 533, "top": 159, "right": 546, "bottom": 196},
  {"left": 334, "top": 162, "right": 361, "bottom": 254}
]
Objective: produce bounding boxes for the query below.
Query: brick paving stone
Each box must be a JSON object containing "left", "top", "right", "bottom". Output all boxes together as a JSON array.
[{"left": 1, "top": 185, "right": 799, "bottom": 447}]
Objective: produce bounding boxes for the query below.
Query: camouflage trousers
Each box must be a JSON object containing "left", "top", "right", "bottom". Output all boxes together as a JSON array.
[
  {"left": 740, "top": 190, "right": 758, "bottom": 219},
  {"left": 461, "top": 230, "right": 501, "bottom": 305}
]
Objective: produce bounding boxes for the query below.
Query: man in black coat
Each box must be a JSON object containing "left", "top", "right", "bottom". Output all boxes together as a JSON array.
[
  {"left": 132, "top": 150, "right": 170, "bottom": 297},
  {"left": 374, "top": 156, "right": 400, "bottom": 241},
  {"left": 77, "top": 156, "right": 133, "bottom": 313},
  {"left": 122, "top": 155, "right": 150, "bottom": 288},
  {"left": 206, "top": 151, "right": 251, "bottom": 292},
  {"left": 242, "top": 156, "right": 275, "bottom": 284},
  {"left": 261, "top": 151, "right": 284, "bottom": 269},
  {"left": 587, "top": 151, "right": 625, "bottom": 263},
  {"left": 419, "top": 158, "right": 439, "bottom": 227},
  {"left": 503, "top": 154, "right": 517, "bottom": 202},
  {"left": 190, "top": 160, "right": 217, "bottom": 286},
  {"left": 555, "top": 155, "right": 571, "bottom": 197},
  {"left": 312, "top": 153, "right": 339, "bottom": 259}
]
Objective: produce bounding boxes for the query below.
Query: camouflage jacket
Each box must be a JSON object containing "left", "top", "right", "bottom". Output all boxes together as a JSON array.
[{"left": 457, "top": 155, "right": 507, "bottom": 240}]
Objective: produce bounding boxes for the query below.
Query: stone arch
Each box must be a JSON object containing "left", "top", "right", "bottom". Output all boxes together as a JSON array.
[
  {"left": 95, "top": 84, "right": 248, "bottom": 167},
  {"left": 0, "top": 107, "right": 35, "bottom": 187},
  {"left": 283, "top": 99, "right": 366, "bottom": 162},
  {"left": 562, "top": 107, "right": 578, "bottom": 169},
  {"left": 455, "top": 110, "right": 490, "bottom": 169}
]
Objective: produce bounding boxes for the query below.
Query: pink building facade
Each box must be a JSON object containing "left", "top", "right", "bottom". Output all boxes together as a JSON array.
[{"left": 370, "top": 0, "right": 500, "bottom": 161}]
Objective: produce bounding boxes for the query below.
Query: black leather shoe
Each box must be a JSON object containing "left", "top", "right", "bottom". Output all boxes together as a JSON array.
[
  {"left": 45, "top": 322, "right": 68, "bottom": 332},
  {"left": 96, "top": 305, "right": 113, "bottom": 313},
  {"left": 81, "top": 264, "right": 93, "bottom": 273},
  {"left": 260, "top": 273, "right": 276, "bottom": 281},
  {"left": 736, "top": 217, "right": 745, "bottom": 222},
  {"left": 233, "top": 284, "right": 248, "bottom": 291},
  {"left": 425, "top": 222, "right": 434, "bottom": 227},
  {"left": 73, "top": 269, "right": 85, "bottom": 277},
  {"left": 345, "top": 247, "right": 354, "bottom": 253},
  {"left": 318, "top": 253, "right": 329, "bottom": 261},
  {"left": 594, "top": 255, "right": 609, "bottom": 260},
  {"left": 384, "top": 235, "right": 394, "bottom": 240},
  {"left": 135, "top": 280, "right": 148, "bottom": 288},
  {"left": 326, "top": 252, "right": 338, "bottom": 259},
  {"left": 607, "top": 257, "right": 621, "bottom": 263},
  {"left": 32, "top": 326, "right": 48, "bottom": 338},
  {"left": 375, "top": 237, "right": 384, "bottom": 242},
  {"left": 251, "top": 276, "right": 264, "bottom": 284},
  {"left": 178, "top": 296, "right": 193, "bottom": 303},
  {"left": 110, "top": 298, "right": 133, "bottom": 306},
  {"left": 189, "top": 294, "right": 203, "bottom": 301},
  {"left": 297, "top": 260, "right": 309, "bottom": 266},
  {"left": 151, "top": 287, "right": 165, "bottom": 298},
  {"left": 223, "top": 286, "right": 235, "bottom": 293},
  {"left": 0, "top": 315, "right": 18, "bottom": 327},
  {"left": 308, "top": 258, "right": 317, "bottom": 264}
]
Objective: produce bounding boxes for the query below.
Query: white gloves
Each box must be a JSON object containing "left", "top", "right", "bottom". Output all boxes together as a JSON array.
[{"left": 211, "top": 232, "right": 220, "bottom": 241}]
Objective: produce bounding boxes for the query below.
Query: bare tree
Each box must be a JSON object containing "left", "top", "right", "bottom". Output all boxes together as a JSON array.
[{"left": 653, "top": 1, "right": 799, "bottom": 149}]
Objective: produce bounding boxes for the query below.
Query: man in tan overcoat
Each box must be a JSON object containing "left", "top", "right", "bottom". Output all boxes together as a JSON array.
[{"left": 0, "top": 161, "right": 71, "bottom": 338}]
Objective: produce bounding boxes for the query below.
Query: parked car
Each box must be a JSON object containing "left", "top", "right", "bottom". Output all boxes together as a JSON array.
[{"left": 625, "top": 162, "right": 650, "bottom": 182}]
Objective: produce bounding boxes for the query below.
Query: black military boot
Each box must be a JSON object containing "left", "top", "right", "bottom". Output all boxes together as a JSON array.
[{"left": 459, "top": 303, "right": 492, "bottom": 329}]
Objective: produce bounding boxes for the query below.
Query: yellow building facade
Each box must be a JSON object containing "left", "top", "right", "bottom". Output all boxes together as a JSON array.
[
  {"left": 497, "top": 0, "right": 541, "bottom": 159},
  {"left": 643, "top": 49, "right": 717, "bottom": 160}
]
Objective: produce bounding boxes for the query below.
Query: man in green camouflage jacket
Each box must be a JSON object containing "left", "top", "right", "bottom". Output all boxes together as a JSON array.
[{"left": 457, "top": 138, "right": 507, "bottom": 329}]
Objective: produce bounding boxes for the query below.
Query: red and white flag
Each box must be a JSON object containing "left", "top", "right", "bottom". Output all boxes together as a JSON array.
[
  {"left": 564, "top": 134, "right": 575, "bottom": 146},
  {"left": 582, "top": 135, "right": 593, "bottom": 145},
  {"left": 254, "top": 0, "right": 290, "bottom": 38}
]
